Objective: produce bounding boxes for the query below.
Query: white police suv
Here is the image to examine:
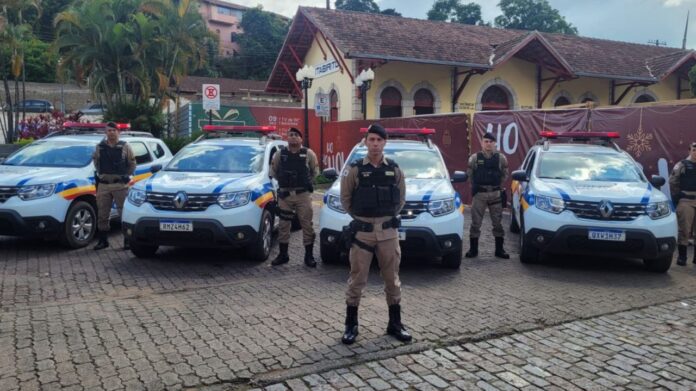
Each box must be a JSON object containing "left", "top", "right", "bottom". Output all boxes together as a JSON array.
[
  {"left": 0, "top": 122, "right": 172, "bottom": 248},
  {"left": 319, "top": 128, "right": 468, "bottom": 268},
  {"left": 510, "top": 131, "right": 676, "bottom": 272},
  {"left": 122, "top": 125, "right": 284, "bottom": 260}
]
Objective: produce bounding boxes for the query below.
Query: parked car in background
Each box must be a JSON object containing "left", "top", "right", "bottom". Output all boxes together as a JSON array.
[
  {"left": 78, "top": 103, "right": 106, "bottom": 115},
  {"left": 14, "top": 99, "right": 54, "bottom": 113}
]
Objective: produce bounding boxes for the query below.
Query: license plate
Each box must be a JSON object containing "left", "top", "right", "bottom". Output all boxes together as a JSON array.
[
  {"left": 398, "top": 229, "right": 406, "bottom": 241},
  {"left": 159, "top": 220, "right": 193, "bottom": 232},
  {"left": 588, "top": 229, "right": 625, "bottom": 241}
]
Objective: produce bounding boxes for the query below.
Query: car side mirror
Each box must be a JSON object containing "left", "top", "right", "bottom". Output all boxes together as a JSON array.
[
  {"left": 511, "top": 170, "right": 529, "bottom": 182},
  {"left": 150, "top": 164, "right": 162, "bottom": 174},
  {"left": 451, "top": 171, "right": 468, "bottom": 183},
  {"left": 650, "top": 175, "right": 665, "bottom": 189},
  {"left": 322, "top": 168, "right": 338, "bottom": 181}
]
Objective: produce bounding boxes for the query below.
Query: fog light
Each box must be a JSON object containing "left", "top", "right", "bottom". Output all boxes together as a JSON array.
[
  {"left": 536, "top": 235, "right": 545, "bottom": 243},
  {"left": 37, "top": 221, "right": 46, "bottom": 230},
  {"left": 126, "top": 228, "right": 132, "bottom": 236},
  {"left": 327, "top": 235, "right": 336, "bottom": 243},
  {"left": 660, "top": 243, "right": 669, "bottom": 251},
  {"left": 236, "top": 232, "right": 245, "bottom": 240},
  {"left": 443, "top": 240, "right": 452, "bottom": 248}
]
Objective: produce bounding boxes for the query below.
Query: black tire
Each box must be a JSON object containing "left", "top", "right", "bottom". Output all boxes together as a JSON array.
[
  {"left": 519, "top": 214, "right": 540, "bottom": 264},
  {"left": 60, "top": 201, "right": 97, "bottom": 249},
  {"left": 130, "top": 243, "right": 158, "bottom": 258},
  {"left": 249, "top": 209, "right": 273, "bottom": 261},
  {"left": 510, "top": 212, "right": 520, "bottom": 234},
  {"left": 320, "top": 242, "right": 341, "bottom": 264},
  {"left": 442, "top": 247, "right": 462, "bottom": 269},
  {"left": 644, "top": 255, "right": 672, "bottom": 273}
]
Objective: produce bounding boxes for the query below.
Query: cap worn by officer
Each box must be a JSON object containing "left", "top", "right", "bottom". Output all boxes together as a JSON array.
[
  {"left": 366, "top": 124, "right": 387, "bottom": 139},
  {"left": 288, "top": 127, "right": 302, "bottom": 137},
  {"left": 106, "top": 121, "right": 118, "bottom": 130},
  {"left": 483, "top": 132, "right": 496, "bottom": 142}
]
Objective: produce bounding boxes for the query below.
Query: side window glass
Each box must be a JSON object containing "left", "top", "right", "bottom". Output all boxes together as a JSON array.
[
  {"left": 148, "top": 142, "right": 165, "bottom": 159},
  {"left": 525, "top": 152, "right": 536, "bottom": 175},
  {"left": 269, "top": 146, "right": 277, "bottom": 166},
  {"left": 130, "top": 142, "right": 152, "bottom": 165}
]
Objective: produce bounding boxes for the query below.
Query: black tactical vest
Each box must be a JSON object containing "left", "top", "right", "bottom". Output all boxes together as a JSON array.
[
  {"left": 351, "top": 158, "right": 401, "bottom": 217},
  {"left": 98, "top": 141, "right": 128, "bottom": 175},
  {"left": 277, "top": 146, "right": 311, "bottom": 189},
  {"left": 681, "top": 159, "right": 696, "bottom": 191},
  {"left": 473, "top": 152, "right": 502, "bottom": 186}
]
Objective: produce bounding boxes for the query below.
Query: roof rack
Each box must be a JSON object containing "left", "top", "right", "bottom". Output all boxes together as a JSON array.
[
  {"left": 358, "top": 127, "right": 436, "bottom": 148},
  {"left": 46, "top": 122, "right": 154, "bottom": 138},
  {"left": 200, "top": 125, "right": 280, "bottom": 144},
  {"left": 537, "top": 130, "right": 621, "bottom": 151}
]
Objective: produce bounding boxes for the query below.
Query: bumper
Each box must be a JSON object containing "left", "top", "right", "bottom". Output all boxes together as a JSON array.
[
  {"left": 123, "top": 219, "right": 257, "bottom": 248},
  {"left": 320, "top": 227, "right": 462, "bottom": 258},
  {"left": 0, "top": 209, "right": 62, "bottom": 236},
  {"left": 525, "top": 225, "right": 676, "bottom": 259}
]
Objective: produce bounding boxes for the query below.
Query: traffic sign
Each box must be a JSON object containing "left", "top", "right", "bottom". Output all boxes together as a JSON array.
[
  {"left": 315, "top": 93, "right": 330, "bottom": 117},
  {"left": 202, "top": 84, "right": 220, "bottom": 111}
]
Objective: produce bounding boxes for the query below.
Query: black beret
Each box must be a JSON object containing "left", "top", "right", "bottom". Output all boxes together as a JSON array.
[
  {"left": 287, "top": 127, "right": 302, "bottom": 136},
  {"left": 106, "top": 121, "right": 118, "bottom": 129},
  {"left": 483, "top": 132, "right": 496, "bottom": 141},
  {"left": 366, "top": 123, "right": 387, "bottom": 139}
]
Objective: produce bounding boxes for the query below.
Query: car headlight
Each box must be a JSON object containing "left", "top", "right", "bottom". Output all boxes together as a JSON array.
[
  {"left": 128, "top": 188, "right": 147, "bottom": 207},
  {"left": 535, "top": 195, "right": 565, "bottom": 214},
  {"left": 428, "top": 198, "right": 455, "bottom": 217},
  {"left": 326, "top": 194, "right": 346, "bottom": 213},
  {"left": 18, "top": 184, "right": 55, "bottom": 200},
  {"left": 647, "top": 201, "right": 670, "bottom": 219},
  {"left": 217, "top": 191, "right": 251, "bottom": 209}
]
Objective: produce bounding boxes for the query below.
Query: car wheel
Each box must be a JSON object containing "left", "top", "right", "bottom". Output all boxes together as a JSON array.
[
  {"left": 442, "top": 246, "right": 462, "bottom": 269},
  {"left": 519, "top": 214, "right": 540, "bottom": 264},
  {"left": 509, "top": 212, "right": 520, "bottom": 234},
  {"left": 60, "top": 201, "right": 96, "bottom": 249},
  {"left": 249, "top": 209, "right": 273, "bottom": 261},
  {"left": 644, "top": 255, "right": 672, "bottom": 273},
  {"left": 130, "top": 243, "right": 158, "bottom": 258}
]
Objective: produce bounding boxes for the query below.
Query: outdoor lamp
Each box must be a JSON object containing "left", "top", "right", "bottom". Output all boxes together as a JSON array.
[
  {"left": 296, "top": 65, "right": 314, "bottom": 146},
  {"left": 355, "top": 68, "right": 374, "bottom": 120}
]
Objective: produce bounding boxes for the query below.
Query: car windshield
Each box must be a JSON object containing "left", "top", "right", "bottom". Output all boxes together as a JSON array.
[
  {"left": 346, "top": 148, "right": 448, "bottom": 179},
  {"left": 166, "top": 144, "right": 265, "bottom": 173},
  {"left": 537, "top": 152, "right": 644, "bottom": 182},
  {"left": 3, "top": 140, "right": 94, "bottom": 168}
]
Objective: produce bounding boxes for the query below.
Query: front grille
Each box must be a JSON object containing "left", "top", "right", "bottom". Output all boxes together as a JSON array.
[
  {"left": 146, "top": 192, "right": 218, "bottom": 212},
  {"left": 0, "top": 186, "right": 18, "bottom": 203},
  {"left": 400, "top": 201, "right": 428, "bottom": 220},
  {"left": 564, "top": 200, "right": 645, "bottom": 221}
]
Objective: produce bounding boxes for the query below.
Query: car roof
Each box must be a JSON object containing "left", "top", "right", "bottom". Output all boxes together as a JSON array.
[
  {"left": 534, "top": 143, "right": 623, "bottom": 154},
  {"left": 40, "top": 134, "right": 156, "bottom": 143},
  {"left": 352, "top": 139, "right": 436, "bottom": 151},
  {"left": 194, "top": 137, "right": 281, "bottom": 147}
]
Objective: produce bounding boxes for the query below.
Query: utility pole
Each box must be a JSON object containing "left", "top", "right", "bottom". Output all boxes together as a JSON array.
[
  {"left": 683, "top": 10, "right": 690, "bottom": 49},
  {"left": 326, "top": 0, "right": 330, "bottom": 9}
]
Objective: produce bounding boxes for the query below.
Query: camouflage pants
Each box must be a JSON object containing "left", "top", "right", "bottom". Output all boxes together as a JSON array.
[
  {"left": 96, "top": 183, "right": 128, "bottom": 232},
  {"left": 470, "top": 190, "right": 504, "bottom": 239},
  {"left": 677, "top": 198, "right": 696, "bottom": 246},
  {"left": 277, "top": 191, "right": 315, "bottom": 246}
]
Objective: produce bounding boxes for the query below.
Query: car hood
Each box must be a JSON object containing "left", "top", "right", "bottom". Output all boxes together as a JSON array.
[
  {"left": 532, "top": 178, "right": 666, "bottom": 203},
  {"left": 137, "top": 171, "right": 260, "bottom": 194},
  {"left": 0, "top": 165, "right": 87, "bottom": 186},
  {"left": 327, "top": 178, "right": 455, "bottom": 201}
]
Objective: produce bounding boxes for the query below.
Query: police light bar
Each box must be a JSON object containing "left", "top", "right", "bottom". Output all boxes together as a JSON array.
[
  {"left": 540, "top": 131, "right": 620, "bottom": 139},
  {"left": 202, "top": 125, "right": 276, "bottom": 133},
  {"left": 359, "top": 127, "right": 436, "bottom": 135},
  {"left": 62, "top": 122, "right": 130, "bottom": 129}
]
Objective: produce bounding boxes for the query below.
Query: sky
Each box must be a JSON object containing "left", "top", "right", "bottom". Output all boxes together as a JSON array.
[{"left": 226, "top": 0, "right": 696, "bottom": 50}]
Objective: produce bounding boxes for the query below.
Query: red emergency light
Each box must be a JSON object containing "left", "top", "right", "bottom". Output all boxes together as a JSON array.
[
  {"left": 540, "top": 130, "right": 620, "bottom": 139},
  {"left": 62, "top": 122, "right": 130, "bottom": 129},
  {"left": 359, "top": 127, "right": 436, "bottom": 135},
  {"left": 202, "top": 125, "right": 276, "bottom": 133}
]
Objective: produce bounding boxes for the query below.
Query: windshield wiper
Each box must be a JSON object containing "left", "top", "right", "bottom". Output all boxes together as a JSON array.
[{"left": 538, "top": 176, "right": 568, "bottom": 180}]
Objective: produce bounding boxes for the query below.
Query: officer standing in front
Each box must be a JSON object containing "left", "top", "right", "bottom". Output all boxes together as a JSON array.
[
  {"left": 465, "top": 132, "right": 510, "bottom": 259},
  {"left": 669, "top": 142, "right": 696, "bottom": 266},
  {"left": 93, "top": 122, "right": 136, "bottom": 250},
  {"left": 270, "top": 127, "right": 319, "bottom": 267},
  {"left": 339, "top": 124, "right": 410, "bottom": 345}
]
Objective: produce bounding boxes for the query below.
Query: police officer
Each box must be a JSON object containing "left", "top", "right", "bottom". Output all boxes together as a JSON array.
[
  {"left": 339, "top": 124, "right": 410, "bottom": 345},
  {"left": 669, "top": 142, "right": 696, "bottom": 266},
  {"left": 92, "top": 122, "right": 136, "bottom": 250},
  {"left": 465, "top": 132, "right": 510, "bottom": 259},
  {"left": 270, "top": 127, "right": 319, "bottom": 267}
]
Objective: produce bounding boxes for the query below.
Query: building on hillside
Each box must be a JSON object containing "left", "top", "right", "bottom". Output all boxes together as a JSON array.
[
  {"left": 197, "top": 0, "right": 246, "bottom": 57},
  {"left": 265, "top": 7, "right": 696, "bottom": 122}
]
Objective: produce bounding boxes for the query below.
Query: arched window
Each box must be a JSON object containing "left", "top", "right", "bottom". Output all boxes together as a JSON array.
[
  {"left": 330, "top": 90, "right": 338, "bottom": 122},
  {"left": 380, "top": 87, "right": 402, "bottom": 118},
  {"left": 554, "top": 96, "right": 571, "bottom": 107},
  {"left": 481, "top": 85, "right": 510, "bottom": 111},
  {"left": 635, "top": 94, "right": 656, "bottom": 103},
  {"left": 413, "top": 89, "right": 434, "bottom": 115}
]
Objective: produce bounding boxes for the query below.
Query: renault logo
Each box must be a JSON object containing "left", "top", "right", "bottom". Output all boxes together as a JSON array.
[
  {"left": 173, "top": 192, "right": 188, "bottom": 209},
  {"left": 598, "top": 200, "right": 614, "bottom": 218}
]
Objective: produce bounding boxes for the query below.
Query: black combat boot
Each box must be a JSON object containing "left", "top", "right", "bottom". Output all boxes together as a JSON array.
[
  {"left": 341, "top": 305, "right": 359, "bottom": 344},
  {"left": 465, "top": 237, "right": 478, "bottom": 258},
  {"left": 386, "top": 304, "right": 412, "bottom": 342},
  {"left": 271, "top": 243, "right": 290, "bottom": 266},
  {"left": 123, "top": 236, "right": 130, "bottom": 251},
  {"left": 93, "top": 231, "right": 109, "bottom": 251},
  {"left": 304, "top": 244, "right": 317, "bottom": 267},
  {"left": 677, "top": 245, "right": 687, "bottom": 266},
  {"left": 495, "top": 237, "right": 510, "bottom": 259}
]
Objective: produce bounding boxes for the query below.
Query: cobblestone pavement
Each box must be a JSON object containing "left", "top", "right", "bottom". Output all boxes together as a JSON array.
[
  {"left": 1, "top": 193, "right": 696, "bottom": 390},
  {"left": 254, "top": 299, "right": 696, "bottom": 391}
]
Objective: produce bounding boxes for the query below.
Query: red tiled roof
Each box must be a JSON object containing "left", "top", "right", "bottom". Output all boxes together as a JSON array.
[
  {"left": 267, "top": 7, "right": 695, "bottom": 94},
  {"left": 179, "top": 76, "right": 267, "bottom": 94}
]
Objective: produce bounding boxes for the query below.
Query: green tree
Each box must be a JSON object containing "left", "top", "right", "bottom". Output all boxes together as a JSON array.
[
  {"left": 689, "top": 65, "right": 696, "bottom": 97},
  {"left": 380, "top": 8, "right": 401, "bottom": 16},
  {"left": 494, "top": 0, "right": 577, "bottom": 35},
  {"left": 334, "top": 0, "right": 379, "bottom": 13},
  {"left": 427, "top": 0, "right": 483, "bottom": 25}
]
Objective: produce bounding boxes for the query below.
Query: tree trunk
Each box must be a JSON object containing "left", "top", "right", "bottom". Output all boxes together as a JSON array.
[
  {"left": 13, "top": 77, "right": 19, "bottom": 140},
  {"left": 22, "top": 61, "right": 26, "bottom": 122},
  {"left": 3, "top": 76, "right": 14, "bottom": 143}
]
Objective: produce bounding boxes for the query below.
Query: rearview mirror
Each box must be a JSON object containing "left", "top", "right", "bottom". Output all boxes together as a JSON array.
[
  {"left": 650, "top": 175, "right": 665, "bottom": 189},
  {"left": 150, "top": 164, "right": 162, "bottom": 174},
  {"left": 511, "top": 170, "right": 529, "bottom": 182},
  {"left": 451, "top": 171, "right": 468, "bottom": 183},
  {"left": 323, "top": 168, "right": 338, "bottom": 181}
]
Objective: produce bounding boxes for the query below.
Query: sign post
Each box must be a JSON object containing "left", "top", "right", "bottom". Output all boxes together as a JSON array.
[
  {"left": 202, "top": 84, "right": 220, "bottom": 125},
  {"left": 315, "top": 93, "right": 330, "bottom": 118}
]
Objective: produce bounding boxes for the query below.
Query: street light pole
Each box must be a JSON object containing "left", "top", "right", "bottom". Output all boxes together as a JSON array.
[
  {"left": 355, "top": 68, "right": 374, "bottom": 120},
  {"left": 295, "top": 65, "right": 314, "bottom": 147}
]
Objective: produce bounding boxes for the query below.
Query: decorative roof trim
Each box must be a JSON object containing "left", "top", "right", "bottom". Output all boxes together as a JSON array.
[
  {"left": 658, "top": 51, "right": 696, "bottom": 81},
  {"left": 491, "top": 31, "right": 574, "bottom": 76}
]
